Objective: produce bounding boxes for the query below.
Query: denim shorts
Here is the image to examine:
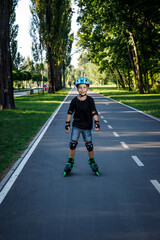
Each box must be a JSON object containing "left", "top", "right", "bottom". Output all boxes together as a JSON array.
[{"left": 71, "top": 127, "right": 92, "bottom": 142}]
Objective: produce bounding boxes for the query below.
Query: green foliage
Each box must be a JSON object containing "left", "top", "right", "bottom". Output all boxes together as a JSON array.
[
  {"left": 76, "top": 0, "right": 160, "bottom": 93},
  {"left": 76, "top": 52, "right": 112, "bottom": 85},
  {"left": 66, "top": 65, "right": 80, "bottom": 85},
  {"left": 9, "top": 0, "right": 25, "bottom": 71},
  {"left": 30, "top": 0, "right": 73, "bottom": 91},
  {"left": 32, "top": 73, "right": 42, "bottom": 82}
]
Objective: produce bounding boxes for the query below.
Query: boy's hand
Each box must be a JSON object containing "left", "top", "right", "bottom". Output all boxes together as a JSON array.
[
  {"left": 65, "top": 127, "right": 70, "bottom": 134},
  {"left": 65, "top": 121, "right": 70, "bottom": 134},
  {"left": 95, "top": 121, "right": 100, "bottom": 131}
]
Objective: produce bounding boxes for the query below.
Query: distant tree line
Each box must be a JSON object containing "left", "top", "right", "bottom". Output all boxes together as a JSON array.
[
  {"left": 12, "top": 70, "right": 47, "bottom": 83},
  {"left": 76, "top": 0, "right": 160, "bottom": 93},
  {"left": 12, "top": 56, "right": 48, "bottom": 88}
]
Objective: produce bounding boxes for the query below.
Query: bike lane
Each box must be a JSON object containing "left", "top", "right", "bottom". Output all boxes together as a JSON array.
[{"left": 0, "top": 89, "right": 160, "bottom": 240}]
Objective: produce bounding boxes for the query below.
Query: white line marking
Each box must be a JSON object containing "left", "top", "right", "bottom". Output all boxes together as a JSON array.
[
  {"left": 95, "top": 92, "right": 160, "bottom": 122},
  {"left": 108, "top": 125, "right": 112, "bottom": 129},
  {"left": 113, "top": 132, "right": 119, "bottom": 137},
  {"left": 0, "top": 91, "right": 71, "bottom": 205},
  {"left": 131, "top": 156, "right": 144, "bottom": 166},
  {"left": 100, "top": 116, "right": 104, "bottom": 119},
  {"left": 150, "top": 180, "right": 160, "bottom": 194},
  {"left": 120, "top": 142, "right": 129, "bottom": 149},
  {"left": 105, "top": 103, "right": 109, "bottom": 105},
  {"left": 103, "top": 120, "right": 108, "bottom": 123}
]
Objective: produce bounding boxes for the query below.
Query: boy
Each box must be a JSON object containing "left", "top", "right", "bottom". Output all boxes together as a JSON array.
[{"left": 64, "top": 77, "right": 100, "bottom": 176}]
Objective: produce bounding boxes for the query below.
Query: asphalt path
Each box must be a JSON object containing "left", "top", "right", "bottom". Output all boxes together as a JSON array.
[
  {"left": 14, "top": 88, "right": 41, "bottom": 97},
  {"left": 0, "top": 88, "right": 160, "bottom": 240}
]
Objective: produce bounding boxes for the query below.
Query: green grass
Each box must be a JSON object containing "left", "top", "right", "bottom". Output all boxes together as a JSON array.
[
  {"left": 91, "top": 87, "right": 160, "bottom": 118},
  {"left": 0, "top": 88, "right": 70, "bottom": 179}
]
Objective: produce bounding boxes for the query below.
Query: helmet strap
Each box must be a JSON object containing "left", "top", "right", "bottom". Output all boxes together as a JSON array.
[{"left": 80, "top": 93, "right": 86, "bottom": 97}]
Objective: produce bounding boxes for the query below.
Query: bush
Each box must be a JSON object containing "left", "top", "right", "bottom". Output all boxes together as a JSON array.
[{"left": 151, "top": 84, "right": 160, "bottom": 93}]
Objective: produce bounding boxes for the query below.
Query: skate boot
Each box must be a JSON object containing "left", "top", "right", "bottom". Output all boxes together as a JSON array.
[
  {"left": 63, "top": 158, "right": 74, "bottom": 176},
  {"left": 88, "top": 158, "right": 100, "bottom": 176}
]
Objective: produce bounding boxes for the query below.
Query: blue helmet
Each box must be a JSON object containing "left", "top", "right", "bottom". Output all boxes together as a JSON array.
[{"left": 75, "top": 77, "right": 90, "bottom": 87}]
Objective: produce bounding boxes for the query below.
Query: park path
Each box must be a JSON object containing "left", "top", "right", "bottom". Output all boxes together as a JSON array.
[
  {"left": 0, "top": 88, "right": 160, "bottom": 240},
  {"left": 14, "top": 88, "right": 41, "bottom": 97}
]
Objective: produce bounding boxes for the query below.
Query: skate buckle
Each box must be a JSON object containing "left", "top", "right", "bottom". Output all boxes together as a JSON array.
[{"left": 96, "top": 171, "right": 100, "bottom": 176}]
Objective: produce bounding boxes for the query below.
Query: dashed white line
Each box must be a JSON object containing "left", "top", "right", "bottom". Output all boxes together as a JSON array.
[
  {"left": 150, "top": 180, "right": 160, "bottom": 194},
  {"left": 113, "top": 132, "right": 119, "bottom": 137},
  {"left": 108, "top": 125, "right": 112, "bottom": 129},
  {"left": 131, "top": 156, "right": 144, "bottom": 166},
  {"left": 103, "top": 120, "right": 108, "bottom": 123},
  {"left": 100, "top": 116, "right": 104, "bottom": 119},
  {"left": 105, "top": 103, "right": 109, "bottom": 105},
  {"left": 120, "top": 142, "right": 129, "bottom": 149}
]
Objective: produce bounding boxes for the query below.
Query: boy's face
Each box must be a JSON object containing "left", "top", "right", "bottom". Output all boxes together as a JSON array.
[{"left": 77, "top": 84, "right": 89, "bottom": 96}]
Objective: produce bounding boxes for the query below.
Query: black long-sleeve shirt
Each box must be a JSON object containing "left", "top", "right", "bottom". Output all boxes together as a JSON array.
[{"left": 67, "top": 95, "right": 98, "bottom": 130}]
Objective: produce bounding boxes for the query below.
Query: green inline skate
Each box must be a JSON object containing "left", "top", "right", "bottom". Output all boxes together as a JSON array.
[
  {"left": 88, "top": 158, "right": 100, "bottom": 176},
  {"left": 63, "top": 158, "right": 74, "bottom": 176}
]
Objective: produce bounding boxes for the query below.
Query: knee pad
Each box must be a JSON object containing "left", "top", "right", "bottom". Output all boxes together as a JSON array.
[
  {"left": 85, "top": 142, "right": 93, "bottom": 152},
  {"left": 70, "top": 140, "right": 78, "bottom": 150}
]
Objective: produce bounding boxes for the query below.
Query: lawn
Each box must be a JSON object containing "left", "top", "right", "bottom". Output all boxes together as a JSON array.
[
  {"left": 91, "top": 87, "right": 160, "bottom": 118},
  {"left": 0, "top": 88, "right": 70, "bottom": 179}
]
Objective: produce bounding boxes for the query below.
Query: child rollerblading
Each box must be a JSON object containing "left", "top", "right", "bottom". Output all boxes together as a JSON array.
[{"left": 64, "top": 77, "right": 100, "bottom": 176}]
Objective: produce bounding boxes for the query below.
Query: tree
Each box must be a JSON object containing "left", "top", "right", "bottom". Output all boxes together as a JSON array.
[
  {"left": 10, "top": 3, "right": 19, "bottom": 70},
  {"left": 77, "top": 52, "right": 110, "bottom": 86},
  {"left": 0, "top": 0, "right": 18, "bottom": 110},
  {"left": 30, "top": 0, "right": 73, "bottom": 92},
  {"left": 76, "top": 0, "right": 160, "bottom": 93}
]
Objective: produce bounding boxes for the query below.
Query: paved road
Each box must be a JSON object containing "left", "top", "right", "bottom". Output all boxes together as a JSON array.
[
  {"left": 14, "top": 88, "right": 41, "bottom": 97},
  {"left": 0, "top": 89, "right": 160, "bottom": 240}
]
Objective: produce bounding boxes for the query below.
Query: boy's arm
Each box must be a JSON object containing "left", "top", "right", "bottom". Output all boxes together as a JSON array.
[
  {"left": 93, "top": 114, "right": 100, "bottom": 131},
  {"left": 65, "top": 114, "right": 72, "bottom": 134},
  {"left": 65, "top": 98, "right": 75, "bottom": 134}
]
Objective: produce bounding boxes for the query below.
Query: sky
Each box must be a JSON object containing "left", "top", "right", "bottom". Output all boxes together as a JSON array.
[{"left": 15, "top": 0, "right": 81, "bottom": 68}]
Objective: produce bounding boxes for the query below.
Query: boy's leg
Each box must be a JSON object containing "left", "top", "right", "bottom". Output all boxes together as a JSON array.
[
  {"left": 64, "top": 128, "right": 79, "bottom": 175},
  {"left": 85, "top": 141, "right": 94, "bottom": 158},
  {"left": 69, "top": 149, "right": 75, "bottom": 158},
  {"left": 64, "top": 140, "right": 77, "bottom": 175},
  {"left": 85, "top": 141, "right": 99, "bottom": 175},
  {"left": 69, "top": 127, "right": 80, "bottom": 158},
  {"left": 69, "top": 141, "right": 78, "bottom": 158}
]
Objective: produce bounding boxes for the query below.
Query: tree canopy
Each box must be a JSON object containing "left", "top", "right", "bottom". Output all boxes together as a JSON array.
[
  {"left": 30, "top": 0, "right": 73, "bottom": 92},
  {"left": 76, "top": 0, "right": 160, "bottom": 93}
]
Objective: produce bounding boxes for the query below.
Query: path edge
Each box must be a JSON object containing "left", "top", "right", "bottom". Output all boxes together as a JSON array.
[
  {"left": 0, "top": 89, "right": 72, "bottom": 194},
  {"left": 92, "top": 90, "right": 160, "bottom": 122}
]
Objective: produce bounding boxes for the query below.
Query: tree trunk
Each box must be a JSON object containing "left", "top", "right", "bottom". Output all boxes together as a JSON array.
[
  {"left": 62, "top": 63, "right": 65, "bottom": 88},
  {"left": 47, "top": 47, "right": 55, "bottom": 93},
  {"left": 0, "top": 0, "right": 15, "bottom": 110},
  {"left": 129, "top": 31, "right": 144, "bottom": 94},
  {"left": 116, "top": 69, "right": 125, "bottom": 89},
  {"left": 108, "top": 64, "right": 120, "bottom": 89},
  {"left": 54, "top": 66, "right": 59, "bottom": 91},
  {"left": 59, "top": 69, "right": 62, "bottom": 90},
  {"left": 127, "top": 69, "right": 132, "bottom": 91}
]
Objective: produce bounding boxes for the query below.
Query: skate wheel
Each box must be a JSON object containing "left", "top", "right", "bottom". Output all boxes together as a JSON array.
[
  {"left": 96, "top": 172, "right": 100, "bottom": 176},
  {"left": 63, "top": 172, "right": 67, "bottom": 177}
]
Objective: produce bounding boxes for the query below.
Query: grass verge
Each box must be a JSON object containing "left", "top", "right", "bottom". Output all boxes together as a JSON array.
[
  {"left": 91, "top": 87, "right": 160, "bottom": 118},
  {"left": 0, "top": 88, "right": 70, "bottom": 179}
]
